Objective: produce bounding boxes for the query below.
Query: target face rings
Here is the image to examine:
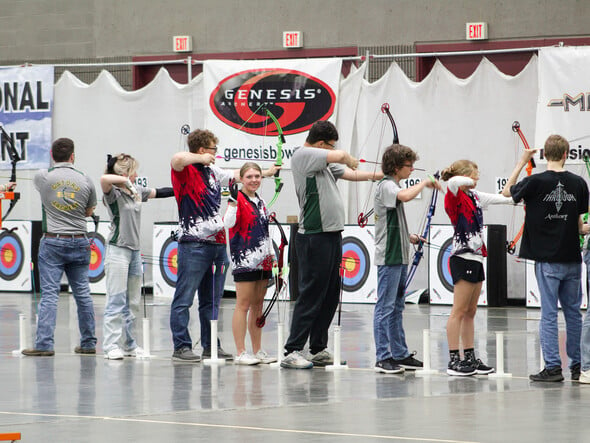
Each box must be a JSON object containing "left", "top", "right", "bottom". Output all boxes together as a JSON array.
[
  {"left": 342, "top": 236, "right": 370, "bottom": 292},
  {"left": 0, "top": 230, "right": 24, "bottom": 281}
]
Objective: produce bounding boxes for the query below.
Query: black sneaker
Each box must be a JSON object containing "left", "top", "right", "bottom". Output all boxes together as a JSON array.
[
  {"left": 571, "top": 363, "right": 581, "bottom": 381},
  {"left": 392, "top": 351, "right": 423, "bottom": 370},
  {"left": 201, "top": 346, "right": 233, "bottom": 361},
  {"left": 375, "top": 358, "right": 404, "bottom": 374},
  {"left": 529, "top": 367, "right": 564, "bottom": 382},
  {"left": 447, "top": 359, "right": 477, "bottom": 376},
  {"left": 468, "top": 358, "right": 494, "bottom": 375}
]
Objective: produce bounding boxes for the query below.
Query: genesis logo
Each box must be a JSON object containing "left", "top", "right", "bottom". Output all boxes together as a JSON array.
[{"left": 209, "top": 68, "right": 336, "bottom": 136}]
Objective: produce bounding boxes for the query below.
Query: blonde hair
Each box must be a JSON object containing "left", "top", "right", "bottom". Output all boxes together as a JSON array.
[
  {"left": 239, "top": 162, "right": 262, "bottom": 178},
  {"left": 441, "top": 159, "right": 478, "bottom": 181},
  {"left": 106, "top": 153, "right": 139, "bottom": 177}
]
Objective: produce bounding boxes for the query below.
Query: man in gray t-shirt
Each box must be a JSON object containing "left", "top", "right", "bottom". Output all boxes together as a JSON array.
[
  {"left": 23, "top": 137, "right": 98, "bottom": 357},
  {"left": 281, "top": 120, "right": 384, "bottom": 369}
]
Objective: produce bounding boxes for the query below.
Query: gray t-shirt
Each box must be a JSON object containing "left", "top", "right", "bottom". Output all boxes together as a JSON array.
[
  {"left": 291, "top": 146, "right": 346, "bottom": 234},
  {"left": 34, "top": 162, "right": 97, "bottom": 234},
  {"left": 103, "top": 185, "right": 151, "bottom": 250},
  {"left": 374, "top": 177, "right": 410, "bottom": 266}
]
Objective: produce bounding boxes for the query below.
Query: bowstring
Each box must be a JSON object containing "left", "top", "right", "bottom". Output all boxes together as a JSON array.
[{"left": 354, "top": 109, "right": 386, "bottom": 224}]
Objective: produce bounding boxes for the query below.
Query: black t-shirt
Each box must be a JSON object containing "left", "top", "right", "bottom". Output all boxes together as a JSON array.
[{"left": 511, "top": 170, "right": 589, "bottom": 262}]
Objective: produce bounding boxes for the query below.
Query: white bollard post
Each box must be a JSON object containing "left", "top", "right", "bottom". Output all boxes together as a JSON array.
[
  {"left": 139, "top": 317, "right": 152, "bottom": 359},
  {"left": 203, "top": 319, "right": 225, "bottom": 365},
  {"left": 326, "top": 325, "right": 349, "bottom": 371},
  {"left": 488, "top": 331, "right": 512, "bottom": 378},
  {"left": 270, "top": 321, "right": 284, "bottom": 368},
  {"left": 416, "top": 329, "right": 439, "bottom": 375},
  {"left": 12, "top": 313, "right": 27, "bottom": 356}
]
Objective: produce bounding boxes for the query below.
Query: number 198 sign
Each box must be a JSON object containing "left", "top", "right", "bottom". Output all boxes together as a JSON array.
[{"left": 400, "top": 177, "right": 422, "bottom": 199}]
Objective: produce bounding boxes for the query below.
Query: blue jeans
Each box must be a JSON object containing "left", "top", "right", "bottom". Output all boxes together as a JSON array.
[
  {"left": 374, "top": 264, "right": 409, "bottom": 361},
  {"left": 535, "top": 261, "right": 582, "bottom": 369},
  {"left": 103, "top": 245, "right": 142, "bottom": 352},
  {"left": 170, "top": 241, "right": 228, "bottom": 351},
  {"left": 581, "top": 252, "right": 590, "bottom": 370},
  {"left": 36, "top": 236, "right": 96, "bottom": 351}
]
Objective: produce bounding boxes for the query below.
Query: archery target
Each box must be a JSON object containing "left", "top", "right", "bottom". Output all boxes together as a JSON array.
[
  {"left": 65, "top": 221, "right": 110, "bottom": 294},
  {"left": 428, "top": 224, "right": 488, "bottom": 306},
  {"left": 342, "top": 236, "right": 370, "bottom": 292},
  {"left": 0, "top": 221, "right": 32, "bottom": 291},
  {"left": 152, "top": 223, "right": 178, "bottom": 298},
  {"left": 0, "top": 230, "right": 24, "bottom": 280},
  {"left": 525, "top": 260, "right": 587, "bottom": 309},
  {"left": 87, "top": 232, "right": 106, "bottom": 284},
  {"left": 341, "top": 226, "right": 377, "bottom": 303},
  {"left": 159, "top": 236, "right": 178, "bottom": 287}
]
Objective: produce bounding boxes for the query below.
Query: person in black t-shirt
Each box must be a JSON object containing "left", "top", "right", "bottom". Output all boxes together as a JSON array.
[{"left": 503, "top": 134, "right": 590, "bottom": 382}]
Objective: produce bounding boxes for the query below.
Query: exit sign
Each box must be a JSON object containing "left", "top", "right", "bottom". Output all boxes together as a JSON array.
[
  {"left": 173, "top": 35, "right": 192, "bottom": 52},
  {"left": 466, "top": 22, "right": 488, "bottom": 40},
  {"left": 283, "top": 31, "right": 303, "bottom": 48}
]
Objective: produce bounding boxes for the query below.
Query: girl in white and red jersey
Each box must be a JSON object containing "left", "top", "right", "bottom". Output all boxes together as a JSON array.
[
  {"left": 224, "top": 162, "right": 278, "bottom": 366},
  {"left": 442, "top": 159, "right": 513, "bottom": 376}
]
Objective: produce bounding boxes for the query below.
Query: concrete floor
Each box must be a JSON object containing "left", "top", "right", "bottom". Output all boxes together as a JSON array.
[{"left": 0, "top": 292, "right": 589, "bottom": 443}]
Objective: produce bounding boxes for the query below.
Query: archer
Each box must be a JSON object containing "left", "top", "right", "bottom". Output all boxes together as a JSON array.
[{"left": 373, "top": 144, "right": 442, "bottom": 374}]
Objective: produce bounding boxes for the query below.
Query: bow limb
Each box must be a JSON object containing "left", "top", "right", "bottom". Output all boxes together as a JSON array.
[
  {"left": 507, "top": 121, "right": 535, "bottom": 254},
  {"left": 262, "top": 107, "right": 285, "bottom": 208},
  {"left": 0, "top": 125, "right": 21, "bottom": 227},
  {"left": 256, "top": 212, "right": 289, "bottom": 327},
  {"left": 358, "top": 103, "right": 398, "bottom": 227},
  {"left": 404, "top": 171, "right": 440, "bottom": 291}
]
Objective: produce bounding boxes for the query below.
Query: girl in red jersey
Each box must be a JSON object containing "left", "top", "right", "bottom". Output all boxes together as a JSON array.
[
  {"left": 442, "top": 160, "right": 513, "bottom": 376},
  {"left": 224, "top": 162, "right": 278, "bottom": 365}
]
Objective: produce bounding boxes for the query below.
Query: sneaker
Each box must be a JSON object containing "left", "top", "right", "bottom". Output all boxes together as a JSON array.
[
  {"left": 447, "top": 359, "right": 477, "bottom": 376},
  {"left": 468, "top": 358, "right": 495, "bottom": 375},
  {"left": 124, "top": 347, "right": 148, "bottom": 358},
  {"left": 172, "top": 347, "right": 200, "bottom": 362},
  {"left": 202, "top": 346, "right": 234, "bottom": 361},
  {"left": 308, "top": 349, "right": 334, "bottom": 367},
  {"left": 571, "top": 363, "right": 581, "bottom": 381},
  {"left": 234, "top": 351, "right": 260, "bottom": 366},
  {"left": 392, "top": 351, "right": 423, "bottom": 370},
  {"left": 375, "top": 358, "right": 405, "bottom": 374},
  {"left": 104, "top": 348, "right": 124, "bottom": 360},
  {"left": 22, "top": 348, "right": 54, "bottom": 357},
  {"left": 74, "top": 346, "right": 96, "bottom": 354},
  {"left": 255, "top": 349, "right": 277, "bottom": 364},
  {"left": 529, "top": 367, "right": 564, "bottom": 382},
  {"left": 579, "top": 369, "right": 590, "bottom": 384},
  {"left": 280, "top": 350, "right": 313, "bottom": 369}
]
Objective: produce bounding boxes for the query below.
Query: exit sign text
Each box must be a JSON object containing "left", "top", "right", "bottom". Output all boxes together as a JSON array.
[
  {"left": 465, "top": 22, "right": 488, "bottom": 40},
  {"left": 173, "top": 35, "right": 192, "bottom": 52},
  {"left": 283, "top": 31, "right": 303, "bottom": 48}
]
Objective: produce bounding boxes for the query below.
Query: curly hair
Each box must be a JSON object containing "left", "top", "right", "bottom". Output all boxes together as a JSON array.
[
  {"left": 381, "top": 144, "right": 418, "bottom": 176},
  {"left": 187, "top": 129, "right": 219, "bottom": 153},
  {"left": 440, "top": 159, "right": 478, "bottom": 181}
]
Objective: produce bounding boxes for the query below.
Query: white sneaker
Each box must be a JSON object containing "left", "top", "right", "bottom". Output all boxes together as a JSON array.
[
  {"left": 280, "top": 350, "right": 313, "bottom": 369},
  {"left": 234, "top": 351, "right": 260, "bottom": 365},
  {"left": 255, "top": 349, "right": 277, "bottom": 364},
  {"left": 124, "top": 346, "right": 148, "bottom": 358},
  {"left": 580, "top": 369, "right": 590, "bottom": 384},
  {"left": 104, "top": 348, "right": 124, "bottom": 360}
]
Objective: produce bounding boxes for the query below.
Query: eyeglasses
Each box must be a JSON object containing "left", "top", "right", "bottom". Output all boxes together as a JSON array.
[
  {"left": 205, "top": 146, "right": 218, "bottom": 153},
  {"left": 402, "top": 163, "right": 414, "bottom": 168}
]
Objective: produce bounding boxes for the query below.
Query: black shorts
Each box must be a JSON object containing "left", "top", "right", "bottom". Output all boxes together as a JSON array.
[
  {"left": 233, "top": 270, "right": 272, "bottom": 282},
  {"left": 449, "top": 255, "right": 485, "bottom": 284}
]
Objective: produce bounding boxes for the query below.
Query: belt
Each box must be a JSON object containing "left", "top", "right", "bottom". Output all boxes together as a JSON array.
[{"left": 43, "top": 233, "right": 87, "bottom": 239}]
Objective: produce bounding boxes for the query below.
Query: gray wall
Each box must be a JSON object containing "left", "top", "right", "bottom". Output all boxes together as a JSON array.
[{"left": 1, "top": 0, "right": 589, "bottom": 62}]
